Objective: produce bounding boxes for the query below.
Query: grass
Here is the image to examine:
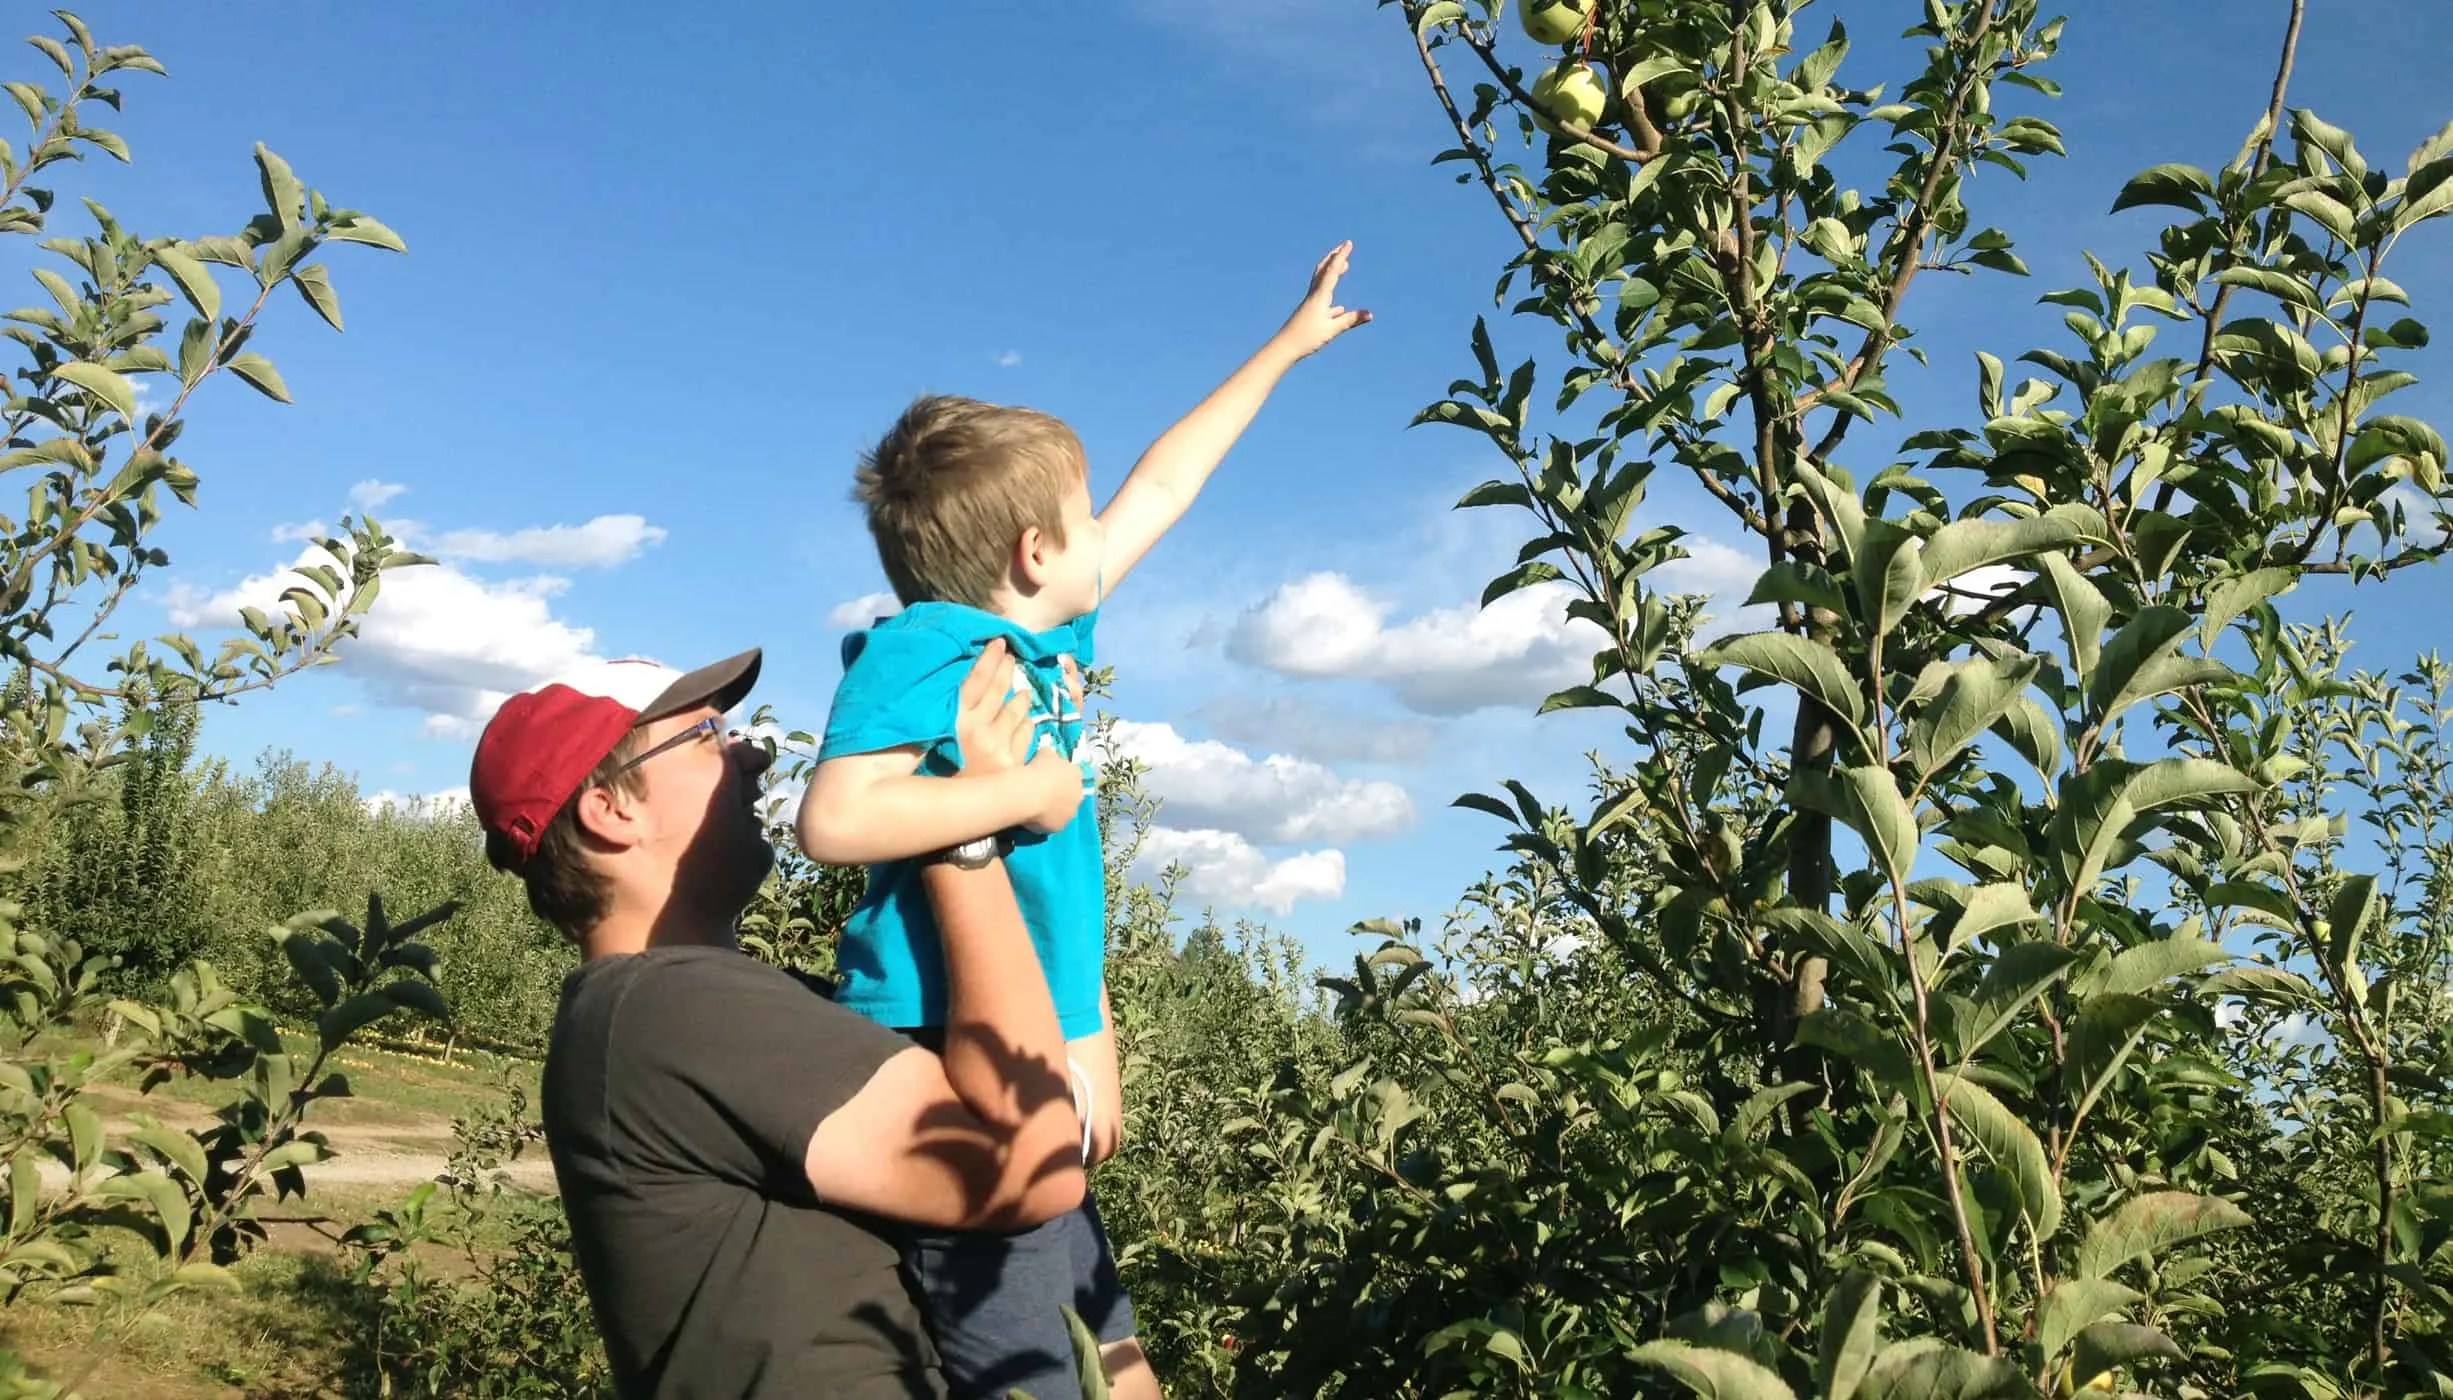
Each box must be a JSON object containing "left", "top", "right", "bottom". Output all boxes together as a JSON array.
[
  {"left": 0, "top": 1199, "right": 396, "bottom": 1400},
  {"left": 33, "top": 1020, "right": 541, "bottom": 1133},
  {"left": 4, "top": 1027, "right": 562, "bottom": 1397}
]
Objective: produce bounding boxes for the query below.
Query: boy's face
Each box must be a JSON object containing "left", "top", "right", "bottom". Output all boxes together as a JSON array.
[{"left": 1032, "top": 468, "right": 1106, "bottom": 619}]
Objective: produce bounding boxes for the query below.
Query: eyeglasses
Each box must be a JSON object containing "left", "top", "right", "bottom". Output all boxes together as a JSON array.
[{"left": 609, "top": 715, "right": 729, "bottom": 778}]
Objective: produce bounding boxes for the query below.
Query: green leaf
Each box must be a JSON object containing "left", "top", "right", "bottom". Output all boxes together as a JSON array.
[
  {"left": 1414, "top": 0, "right": 1466, "bottom": 35},
  {"left": 226, "top": 352, "right": 291, "bottom": 403},
  {"left": 1733, "top": 1082, "right": 1816, "bottom": 1142},
  {"left": 2200, "top": 964, "right": 2322, "bottom": 1009},
  {"left": 64, "top": 1101, "right": 101, "bottom": 1174},
  {"left": 1916, "top": 511, "right": 2089, "bottom": 594},
  {"left": 1820, "top": 1271, "right": 1882, "bottom": 1400},
  {"left": 1932, "top": 1070, "right": 2060, "bottom": 1241},
  {"left": 2070, "top": 1322, "right": 2182, "bottom": 1389},
  {"left": 2086, "top": 606, "right": 2192, "bottom": 719},
  {"left": 1855, "top": 1341, "right": 2029, "bottom": 1400},
  {"left": 1627, "top": 1339, "right": 1798, "bottom": 1399},
  {"left": 1796, "top": 1008, "right": 1917, "bottom": 1095},
  {"left": 381, "top": 978, "right": 450, "bottom": 1021},
  {"left": 2199, "top": 567, "right": 2294, "bottom": 651},
  {"left": 1695, "top": 630, "right": 1867, "bottom": 733},
  {"left": 1990, "top": 695, "right": 2064, "bottom": 778},
  {"left": 2291, "top": 108, "right": 2367, "bottom": 181},
  {"left": 7, "top": 1152, "right": 35, "bottom": 1236},
  {"left": 2327, "top": 873, "right": 2378, "bottom": 973},
  {"left": 2037, "top": 1277, "right": 2143, "bottom": 1362},
  {"left": 2066, "top": 992, "right": 2159, "bottom": 1126},
  {"left": 1790, "top": 767, "right": 1917, "bottom": 888},
  {"left": 1939, "top": 882, "right": 2044, "bottom": 955},
  {"left": 1858, "top": 521, "right": 1924, "bottom": 639},
  {"left": 1452, "top": 792, "right": 1523, "bottom": 827},
  {"left": 292, "top": 263, "right": 341, "bottom": 331},
  {"left": 324, "top": 214, "right": 408, "bottom": 253},
  {"left": 256, "top": 142, "right": 304, "bottom": 230},
  {"left": 129, "top": 1121, "right": 208, "bottom": 1187},
  {"left": 2092, "top": 936, "right": 2231, "bottom": 999},
  {"left": 1958, "top": 941, "right": 2080, "bottom": 1058},
  {"left": 2037, "top": 554, "right": 2110, "bottom": 684},
  {"left": 1745, "top": 560, "right": 1849, "bottom": 617},
  {"left": 2109, "top": 162, "right": 2214, "bottom": 213},
  {"left": 2075, "top": 1190, "right": 2252, "bottom": 1279},
  {"left": 317, "top": 989, "right": 398, "bottom": 1049},
  {"left": 51, "top": 359, "right": 136, "bottom": 420},
  {"left": 2057, "top": 760, "right": 2256, "bottom": 897},
  {"left": 2211, "top": 265, "right": 2324, "bottom": 314},
  {"left": 27, "top": 34, "right": 73, "bottom": 77},
  {"left": 256, "top": 1138, "right": 330, "bottom": 1173},
  {"left": 1909, "top": 653, "right": 2043, "bottom": 782}
]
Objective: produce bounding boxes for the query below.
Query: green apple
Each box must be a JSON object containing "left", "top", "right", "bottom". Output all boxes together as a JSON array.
[
  {"left": 1519, "top": 0, "right": 1594, "bottom": 46},
  {"left": 1532, "top": 60, "right": 1607, "bottom": 131},
  {"left": 1625, "top": 67, "right": 1701, "bottom": 122}
]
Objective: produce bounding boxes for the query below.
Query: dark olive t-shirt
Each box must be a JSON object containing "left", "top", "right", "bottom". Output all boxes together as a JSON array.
[{"left": 541, "top": 944, "right": 948, "bottom": 1399}]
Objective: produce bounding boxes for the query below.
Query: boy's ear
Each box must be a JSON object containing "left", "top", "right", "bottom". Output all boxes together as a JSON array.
[{"left": 1013, "top": 525, "right": 1052, "bottom": 590}]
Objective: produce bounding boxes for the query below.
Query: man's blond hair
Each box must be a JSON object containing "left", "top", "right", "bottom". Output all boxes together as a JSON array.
[{"left": 854, "top": 395, "right": 1084, "bottom": 608}]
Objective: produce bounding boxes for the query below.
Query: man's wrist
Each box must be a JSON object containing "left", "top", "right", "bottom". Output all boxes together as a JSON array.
[{"left": 924, "top": 833, "right": 1010, "bottom": 870}]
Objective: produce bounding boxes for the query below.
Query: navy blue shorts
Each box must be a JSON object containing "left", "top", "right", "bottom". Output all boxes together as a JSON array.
[{"left": 902, "top": 1190, "right": 1135, "bottom": 1400}]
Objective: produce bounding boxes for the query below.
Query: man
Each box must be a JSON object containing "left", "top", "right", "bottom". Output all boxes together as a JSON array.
[{"left": 469, "top": 638, "right": 1086, "bottom": 1398}]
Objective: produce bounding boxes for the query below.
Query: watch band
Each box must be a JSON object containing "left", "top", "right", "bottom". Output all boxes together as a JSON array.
[{"left": 926, "top": 834, "right": 1006, "bottom": 869}]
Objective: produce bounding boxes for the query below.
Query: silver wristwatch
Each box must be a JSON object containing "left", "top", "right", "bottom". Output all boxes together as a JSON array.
[{"left": 927, "top": 834, "right": 1005, "bottom": 869}]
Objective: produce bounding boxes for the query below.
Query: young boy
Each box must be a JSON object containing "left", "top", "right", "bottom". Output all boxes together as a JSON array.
[{"left": 799, "top": 241, "right": 1368, "bottom": 1400}]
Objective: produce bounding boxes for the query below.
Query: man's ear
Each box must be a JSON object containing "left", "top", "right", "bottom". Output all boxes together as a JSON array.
[{"left": 571, "top": 782, "right": 646, "bottom": 853}]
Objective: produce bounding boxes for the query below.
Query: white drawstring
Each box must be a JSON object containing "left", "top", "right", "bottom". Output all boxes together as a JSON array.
[{"left": 1069, "top": 1056, "right": 1095, "bottom": 1165}]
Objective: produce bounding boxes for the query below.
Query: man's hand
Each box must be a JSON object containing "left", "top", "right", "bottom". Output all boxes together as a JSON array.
[
  {"left": 956, "top": 641, "right": 1084, "bottom": 835},
  {"left": 1270, "top": 240, "right": 1371, "bottom": 361},
  {"left": 953, "top": 640, "right": 1035, "bottom": 774}
]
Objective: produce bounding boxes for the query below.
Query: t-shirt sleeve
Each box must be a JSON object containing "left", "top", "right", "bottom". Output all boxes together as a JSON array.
[
  {"left": 607, "top": 954, "right": 912, "bottom": 1195},
  {"left": 817, "top": 626, "right": 973, "bottom": 767}
]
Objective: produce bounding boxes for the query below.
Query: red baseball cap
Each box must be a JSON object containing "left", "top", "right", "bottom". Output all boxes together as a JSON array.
[{"left": 469, "top": 648, "right": 761, "bottom": 869}]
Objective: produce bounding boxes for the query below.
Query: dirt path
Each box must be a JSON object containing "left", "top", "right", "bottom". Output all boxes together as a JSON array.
[{"left": 37, "top": 1087, "right": 559, "bottom": 1194}]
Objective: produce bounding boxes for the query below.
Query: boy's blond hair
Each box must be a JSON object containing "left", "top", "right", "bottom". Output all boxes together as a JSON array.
[{"left": 854, "top": 394, "right": 1084, "bottom": 609}]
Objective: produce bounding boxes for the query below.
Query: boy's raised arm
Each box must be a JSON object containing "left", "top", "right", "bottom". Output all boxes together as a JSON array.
[{"left": 1097, "top": 241, "right": 1370, "bottom": 592}]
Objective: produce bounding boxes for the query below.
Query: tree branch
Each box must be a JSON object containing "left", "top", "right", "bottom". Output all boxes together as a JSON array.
[
  {"left": 1800, "top": 1, "right": 2006, "bottom": 467},
  {"left": 1453, "top": 20, "right": 1656, "bottom": 164}
]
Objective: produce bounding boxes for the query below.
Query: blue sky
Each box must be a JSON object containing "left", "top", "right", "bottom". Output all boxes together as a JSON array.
[{"left": 35, "top": 1, "right": 2453, "bottom": 964}]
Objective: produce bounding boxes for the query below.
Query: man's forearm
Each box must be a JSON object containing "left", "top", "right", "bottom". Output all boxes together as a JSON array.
[{"left": 920, "top": 859, "right": 1080, "bottom": 1160}]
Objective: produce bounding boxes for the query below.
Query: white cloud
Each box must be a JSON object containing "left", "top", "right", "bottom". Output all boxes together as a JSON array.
[
  {"left": 1108, "top": 720, "right": 1413, "bottom": 843},
  {"left": 827, "top": 591, "right": 904, "bottom": 629},
  {"left": 427, "top": 514, "right": 668, "bottom": 569},
  {"left": 349, "top": 480, "right": 408, "bottom": 512},
  {"left": 2388, "top": 485, "right": 2451, "bottom": 546},
  {"left": 1227, "top": 571, "right": 1601, "bottom": 715},
  {"left": 271, "top": 519, "right": 329, "bottom": 544},
  {"left": 1134, "top": 826, "right": 1344, "bottom": 915},
  {"left": 362, "top": 785, "right": 471, "bottom": 818},
  {"left": 1196, "top": 694, "right": 1439, "bottom": 766},
  {"left": 1654, "top": 536, "right": 1772, "bottom": 637},
  {"left": 995, "top": 350, "right": 1024, "bottom": 368},
  {"left": 170, "top": 542, "right": 600, "bottom": 730}
]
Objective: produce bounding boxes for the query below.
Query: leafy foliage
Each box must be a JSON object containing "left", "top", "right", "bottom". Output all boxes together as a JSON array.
[{"left": 1080, "top": 2, "right": 2453, "bottom": 1396}]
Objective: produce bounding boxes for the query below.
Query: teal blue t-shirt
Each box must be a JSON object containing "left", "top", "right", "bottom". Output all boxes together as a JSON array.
[{"left": 816, "top": 601, "right": 1106, "bottom": 1039}]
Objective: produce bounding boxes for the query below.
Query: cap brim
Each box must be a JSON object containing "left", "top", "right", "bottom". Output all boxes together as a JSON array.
[{"left": 640, "top": 648, "right": 761, "bottom": 724}]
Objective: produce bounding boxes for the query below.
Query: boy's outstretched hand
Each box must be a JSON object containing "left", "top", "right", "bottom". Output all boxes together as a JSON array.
[{"left": 1271, "top": 240, "right": 1371, "bottom": 360}]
